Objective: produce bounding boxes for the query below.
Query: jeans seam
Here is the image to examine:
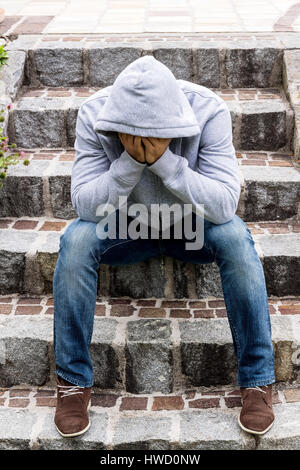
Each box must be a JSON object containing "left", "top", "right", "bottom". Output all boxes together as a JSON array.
[
  {"left": 226, "top": 306, "right": 242, "bottom": 360},
  {"left": 56, "top": 370, "right": 93, "bottom": 388},
  {"left": 238, "top": 376, "right": 276, "bottom": 388}
]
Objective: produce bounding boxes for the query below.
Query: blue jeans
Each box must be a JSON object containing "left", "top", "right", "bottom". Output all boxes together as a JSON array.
[{"left": 53, "top": 213, "right": 275, "bottom": 388}]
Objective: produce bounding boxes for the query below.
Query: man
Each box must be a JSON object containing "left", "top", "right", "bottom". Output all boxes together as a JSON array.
[{"left": 53, "top": 56, "right": 275, "bottom": 438}]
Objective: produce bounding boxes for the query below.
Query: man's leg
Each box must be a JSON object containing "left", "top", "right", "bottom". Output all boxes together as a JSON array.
[
  {"left": 53, "top": 213, "right": 161, "bottom": 437},
  {"left": 203, "top": 215, "right": 275, "bottom": 387},
  {"left": 162, "top": 213, "right": 275, "bottom": 435},
  {"left": 162, "top": 214, "right": 275, "bottom": 388},
  {"left": 53, "top": 214, "right": 161, "bottom": 388}
]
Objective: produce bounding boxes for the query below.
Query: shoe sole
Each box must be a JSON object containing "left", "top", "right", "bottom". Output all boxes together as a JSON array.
[
  {"left": 237, "top": 415, "right": 275, "bottom": 435},
  {"left": 55, "top": 399, "right": 91, "bottom": 438}
]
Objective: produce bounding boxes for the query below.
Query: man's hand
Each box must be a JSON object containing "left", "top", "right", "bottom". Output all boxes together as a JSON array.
[
  {"left": 141, "top": 137, "right": 172, "bottom": 165},
  {"left": 118, "top": 132, "right": 145, "bottom": 163}
]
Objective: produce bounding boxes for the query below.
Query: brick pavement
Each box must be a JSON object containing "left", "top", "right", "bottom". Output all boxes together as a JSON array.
[{"left": 0, "top": 1, "right": 300, "bottom": 34}]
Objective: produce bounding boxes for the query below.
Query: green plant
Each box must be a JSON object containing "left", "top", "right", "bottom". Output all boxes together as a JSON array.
[
  {"left": 0, "top": 104, "right": 30, "bottom": 189},
  {"left": 0, "top": 43, "right": 8, "bottom": 69}
]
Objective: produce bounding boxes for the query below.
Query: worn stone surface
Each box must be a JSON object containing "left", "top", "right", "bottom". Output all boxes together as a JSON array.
[
  {"left": 113, "top": 415, "right": 172, "bottom": 450},
  {"left": 195, "top": 48, "right": 220, "bottom": 88},
  {"left": 0, "top": 250, "right": 26, "bottom": 294},
  {"left": 0, "top": 50, "right": 26, "bottom": 100},
  {"left": 33, "top": 47, "right": 84, "bottom": 87},
  {"left": 179, "top": 409, "right": 255, "bottom": 450},
  {"left": 88, "top": 46, "right": 142, "bottom": 87},
  {"left": 243, "top": 181, "right": 300, "bottom": 221},
  {"left": 283, "top": 50, "right": 300, "bottom": 90},
  {"left": 240, "top": 164, "right": 300, "bottom": 221},
  {"left": 173, "top": 259, "right": 193, "bottom": 298},
  {"left": 35, "top": 231, "right": 61, "bottom": 293},
  {"left": 37, "top": 410, "right": 108, "bottom": 450},
  {"left": 153, "top": 47, "right": 194, "bottom": 82},
  {"left": 66, "top": 106, "right": 79, "bottom": 146},
  {"left": 0, "top": 314, "right": 298, "bottom": 390},
  {"left": 256, "top": 403, "right": 300, "bottom": 449},
  {"left": 11, "top": 98, "right": 67, "bottom": 148},
  {"left": 271, "top": 315, "right": 300, "bottom": 382},
  {"left": 283, "top": 49, "right": 300, "bottom": 165},
  {"left": 0, "top": 176, "right": 45, "bottom": 218},
  {"left": 0, "top": 230, "right": 37, "bottom": 295},
  {"left": 0, "top": 409, "right": 37, "bottom": 450},
  {"left": 107, "top": 257, "right": 167, "bottom": 298},
  {"left": 10, "top": 94, "right": 292, "bottom": 151},
  {"left": 47, "top": 160, "right": 77, "bottom": 218},
  {"left": 179, "top": 319, "right": 237, "bottom": 386},
  {"left": 91, "top": 318, "right": 119, "bottom": 389},
  {"left": 225, "top": 47, "right": 281, "bottom": 88},
  {"left": 36, "top": 252, "right": 58, "bottom": 294},
  {"left": 0, "top": 228, "right": 299, "bottom": 298},
  {"left": 195, "top": 263, "right": 223, "bottom": 299},
  {"left": 239, "top": 100, "right": 289, "bottom": 150},
  {"left": 0, "top": 403, "right": 299, "bottom": 450},
  {"left": 0, "top": 316, "right": 51, "bottom": 386},
  {"left": 257, "top": 234, "right": 300, "bottom": 296},
  {"left": 1, "top": 161, "right": 299, "bottom": 222},
  {"left": 49, "top": 175, "right": 77, "bottom": 219},
  {"left": 126, "top": 319, "right": 173, "bottom": 393}
]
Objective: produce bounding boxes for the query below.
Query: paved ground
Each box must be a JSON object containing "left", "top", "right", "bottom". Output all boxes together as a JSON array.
[
  {"left": 0, "top": 293, "right": 300, "bottom": 317},
  {"left": 0, "top": 0, "right": 300, "bottom": 34},
  {"left": 1, "top": 381, "right": 299, "bottom": 412}
]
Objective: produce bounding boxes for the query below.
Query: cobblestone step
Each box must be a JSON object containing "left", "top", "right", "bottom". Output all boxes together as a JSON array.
[
  {"left": 8, "top": 87, "right": 294, "bottom": 151},
  {"left": 5, "top": 37, "right": 287, "bottom": 90},
  {"left": 0, "top": 221, "right": 299, "bottom": 298},
  {"left": 2, "top": 40, "right": 299, "bottom": 163},
  {"left": 0, "top": 151, "right": 299, "bottom": 222},
  {"left": 0, "top": 384, "right": 299, "bottom": 450},
  {"left": 0, "top": 35, "right": 299, "bottom": 451},
  {"left": 0, "top": 294, "right": 299, "bottom": 390}
]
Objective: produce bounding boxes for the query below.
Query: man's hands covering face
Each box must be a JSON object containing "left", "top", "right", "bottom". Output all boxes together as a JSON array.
[
  {"left": 118, "top": 133, "right": 172, "bottom": 165},
  {"left": 141, "top": 136, "right": 172, "bottom": 165}
]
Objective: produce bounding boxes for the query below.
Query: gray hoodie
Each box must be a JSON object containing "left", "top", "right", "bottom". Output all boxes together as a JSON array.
[{"left": 71, "top": 55, "right": 241, "bottom": 225}]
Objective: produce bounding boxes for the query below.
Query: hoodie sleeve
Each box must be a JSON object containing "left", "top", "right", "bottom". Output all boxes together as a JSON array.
[
  {"left": 71, "top": 103, "right": 146, "bottom": 223},
  {"left": 147, "top": 101, "right": 241, "bottom": 225}
]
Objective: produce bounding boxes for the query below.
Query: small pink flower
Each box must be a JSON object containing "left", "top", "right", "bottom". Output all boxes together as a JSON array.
[
  {"left": 7, "top": 103, "right": 12, "bottom": 109},
  {"left": 20, "top": 151, "right": 25, "bottom": 157}
]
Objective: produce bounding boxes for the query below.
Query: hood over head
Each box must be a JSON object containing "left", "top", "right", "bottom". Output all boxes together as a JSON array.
[{"left": 93, "top": 55, "right": 200, "bottom": 139}]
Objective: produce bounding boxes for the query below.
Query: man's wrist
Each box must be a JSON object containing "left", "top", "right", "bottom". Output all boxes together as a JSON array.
[
  {"left": 146, "top": 149, "right": 167, "bottom": 166},
  {"left": 147, "top": 147, "right": 183, "bottom": 185}
]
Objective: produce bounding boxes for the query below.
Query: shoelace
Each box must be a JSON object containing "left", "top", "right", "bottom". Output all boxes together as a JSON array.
[
  {"left": 57, "top": 384, "right": 84, "bottom": 398},
  {"left": 245, "top": 386, "right": 267, "bottom": 393}
]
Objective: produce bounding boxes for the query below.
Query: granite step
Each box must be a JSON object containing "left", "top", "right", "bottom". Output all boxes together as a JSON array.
[
  {"left": 0, "top": 384, "right": 300, "bottom": 450},
  {"left": 0, "top": 151, "right": 299, "bottom": 222},
  {"left": 0, "top": 294, "right": 299, "bottom": 390},
  {"left": 5, "top": 37, "right": 287, "bottom": 92},
  {"left": 0, "top": 219, "right": 299, "bottom": 298},
  {"left": 8, "top": 86, "right": 294, "bottom": 151}
]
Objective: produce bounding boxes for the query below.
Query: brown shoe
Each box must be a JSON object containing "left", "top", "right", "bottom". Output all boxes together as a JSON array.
[
  {"left": 238, "top": 384, "right": 275, "bottom": 435},
  {"left": 54, "top": 375, "right": 91, "bottom": 438}
]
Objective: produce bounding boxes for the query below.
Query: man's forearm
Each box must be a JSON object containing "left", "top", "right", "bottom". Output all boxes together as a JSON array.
[
  {"left": 148, "top": 147, "right": 241, "bottom": 225},
  {"left": 71, "top": 149, "right": 146, "bottom": 223}
]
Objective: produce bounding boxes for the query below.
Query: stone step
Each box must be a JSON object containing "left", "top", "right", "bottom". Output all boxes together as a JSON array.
[
  {"left": 1, "top": 384, "right": 299, "bottom": 450},
  {"left": 8, "top": 87, "right": 294, "bottom": 151},
  {"left": 0, "top": 293, "right": 299, "bottom": 391},
  {"left": 0, "top": 151, "right": 299, "bottom": 222},
  {"left": 0, "top": 219, "right": 299, "bottom": 298},
  {"left": 6, "top": 37, "right": 286, "bottom": 91}
]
